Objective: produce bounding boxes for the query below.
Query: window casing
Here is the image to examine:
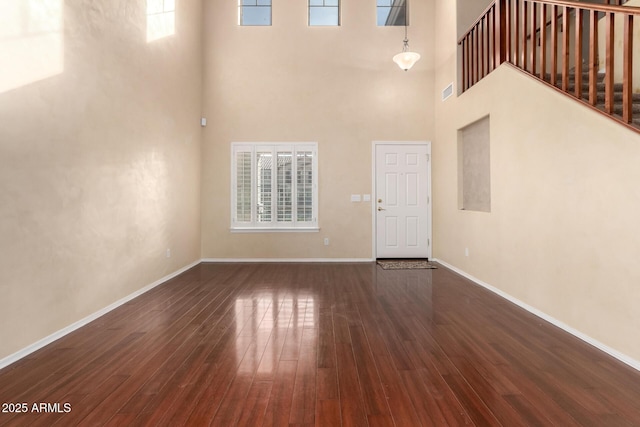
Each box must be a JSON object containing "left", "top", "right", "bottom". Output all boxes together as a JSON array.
[
  {"left": 377, "top": 0, "right": 407, "bottom": 26},
  {"left": 232, "top": 143, "right": 318, "bottom": 231},
  {"left": 239, "top": 0, "right": 272, "bottom": 26},
  {"left": 309, "top": 0, "right": 340, "bottom": 26}
]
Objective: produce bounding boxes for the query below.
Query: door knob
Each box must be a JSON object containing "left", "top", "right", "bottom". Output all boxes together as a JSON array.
[{"left": 377, "top": 207, "right": 386, "bottom": 211}]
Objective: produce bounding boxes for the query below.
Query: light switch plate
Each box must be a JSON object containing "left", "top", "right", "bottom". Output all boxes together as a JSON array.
[
  {"left": 363, "top": 194, "right": 371, "bottom": 202},
  {"left": 351, "top": 194, "right": 361, "bottom": 202}
]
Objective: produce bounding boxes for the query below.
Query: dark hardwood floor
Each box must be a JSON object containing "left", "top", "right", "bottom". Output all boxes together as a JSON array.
[{"left": 1, "top": 262, "right": 640, "bottom": 426}]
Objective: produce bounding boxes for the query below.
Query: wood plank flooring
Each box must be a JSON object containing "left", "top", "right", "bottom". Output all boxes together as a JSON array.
[{"left": 1, "top": 262, "right": 640, "bottom": 426}]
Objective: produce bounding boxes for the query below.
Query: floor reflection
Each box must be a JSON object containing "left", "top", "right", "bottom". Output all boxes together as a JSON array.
[{"left": 234, "top": 292, "right": 316, "bottom": 376}]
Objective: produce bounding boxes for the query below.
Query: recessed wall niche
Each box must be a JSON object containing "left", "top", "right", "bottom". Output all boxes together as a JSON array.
[{"left": 458, "top": 115, "right": 491, "bottom": 212}]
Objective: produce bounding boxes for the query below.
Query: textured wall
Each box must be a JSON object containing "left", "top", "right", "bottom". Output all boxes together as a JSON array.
[
  {"left": 200, "top": 0, "right": 435, "bottom": 259},
  {"left": 434, "top": 0, "right": 640, "bottom": 361},
  {"left": 0, "top": 0, "right": 203, "bottom": 361}
]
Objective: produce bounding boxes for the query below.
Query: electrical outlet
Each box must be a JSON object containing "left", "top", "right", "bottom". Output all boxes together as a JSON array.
[
  {"left": 166, "top": 248, "right": 171, "bottom": 258},
  {"left": 465, "top": 247, "right": 469, "bottom": 257},
  {"left": 324, "top": 238, "right": 330, "bottom": 246}
]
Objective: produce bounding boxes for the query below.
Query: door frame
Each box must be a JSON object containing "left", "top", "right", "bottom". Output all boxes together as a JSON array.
[{"left": 371, "top": 141, "right": 432, "bottom": 260}]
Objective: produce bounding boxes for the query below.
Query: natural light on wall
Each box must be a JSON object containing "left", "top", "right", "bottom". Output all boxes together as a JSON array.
[
  {"left": 147, "top": 0, "right": 175, "bottom": 42},
  {"left": 0, "top": 0, "right": 64, "bottom": 94}
]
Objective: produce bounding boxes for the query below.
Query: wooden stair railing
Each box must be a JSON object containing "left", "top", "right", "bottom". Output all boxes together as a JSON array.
[{"left": 458, "top": 0, "right": 640, "bottom": 131}]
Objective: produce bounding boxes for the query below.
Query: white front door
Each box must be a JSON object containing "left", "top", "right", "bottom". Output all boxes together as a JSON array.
[{"left": 375, "top": 143, "right": 431, "bottom": 258}]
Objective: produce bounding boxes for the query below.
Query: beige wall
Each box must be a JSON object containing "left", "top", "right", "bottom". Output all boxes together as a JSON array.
[
  {"left": 435, "top": 0, "right": 640, "bottom": 361},
  {"left": 200, "top": 0, "right": 435, "bottom": 259},
  {"left": 457, "top": 0, "right": 492, "bottom": 39},
  {"left": 0, "top": 0, "right": 203, "bottom": 361}
]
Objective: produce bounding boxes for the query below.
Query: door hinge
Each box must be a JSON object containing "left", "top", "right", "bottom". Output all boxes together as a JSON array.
[
  {"left": 428, "top": 238, "right": 430, "bottom": 246},
  {"left": 426, "top": 154, "right": 430, "bottom": 162}
]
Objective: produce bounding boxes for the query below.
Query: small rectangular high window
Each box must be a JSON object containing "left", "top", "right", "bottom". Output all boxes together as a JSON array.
[
  {"left": 377, "top": 0, "right": 407, "bottom": 26},
  {"left": 239, "top": 0, "right": 271, "bottom": 26},
  {"left": 309, "top": 0, "right": 340, "bottom": 26}
]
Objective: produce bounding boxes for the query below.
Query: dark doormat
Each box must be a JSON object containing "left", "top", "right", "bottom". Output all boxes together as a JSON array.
[{"left": 376, "top": 259, "right": 438, "bottom": 270}]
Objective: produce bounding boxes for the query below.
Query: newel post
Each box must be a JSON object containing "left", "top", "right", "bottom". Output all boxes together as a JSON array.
[{"left": 494, "top": 0, "right": 508, "bottom": 66}]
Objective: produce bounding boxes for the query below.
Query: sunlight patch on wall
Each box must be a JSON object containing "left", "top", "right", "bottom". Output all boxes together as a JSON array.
[
  {"left": 147, "top": 0, "right": 175, "bottom": 42},
  {"left": 0, "top": 0, "right": 64, "bottom": 94}
]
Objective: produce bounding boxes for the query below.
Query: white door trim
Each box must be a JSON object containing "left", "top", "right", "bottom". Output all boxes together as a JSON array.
[{"left": 371, "top": 141, "right": 432, "bottom": 260}]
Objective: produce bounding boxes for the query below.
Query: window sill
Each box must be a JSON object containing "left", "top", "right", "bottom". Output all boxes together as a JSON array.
[{"left": 230, "top": 227, "right": 320, "bottom": 233}]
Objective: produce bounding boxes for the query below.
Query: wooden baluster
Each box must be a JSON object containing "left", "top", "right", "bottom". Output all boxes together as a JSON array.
[
  {"left": 462, "top": 39, "right": 467, "bottom": 92},
  {"left": 505, "top": 0, "right": 511, "bottom": 63},
  {"left": 551, "top": 5, "right": 558, "bottom": 86},
  {"left": 515, "top": 0, "right": 520, "bottom": 67},
  {"left": 475, "top": 25, "right": 480, "bottom": 84},
  {"left": 490, "top": 7, "right": 495, "bottom": 71},
  {"left": 623, "top": 14, "right": 634, "bottom": 123},
  {"left": 467, "top": 34, "right": 473, "bottom": 88},
  {"left": 469, "top": 29, "right": 473, "bottom": 87},
  {"left": 467, "top": 35, "right": 471, "bottom": 90},
  {"left": 562, "top": 6, "right": 570, "bottom": 92},
  {"left": 467, "top": 35, "right": 472, "bottom": 90},
  {"left": 605, "top": 12, "right": 614, "bottom": 114},
  {"left": 589, "top": 9, "right": 598, "bottom": 106},
  {"left": 531, "top": 2, "right": 537, "bottom": 75},
  {"left": 522, "top": 0, "right": 528, "bottom": 70},
  {"left": 499, "top": 0, "right": 507, "bottom": 65},
  {"left": 540, "top": 4, "right": 547, "bottom": 80},
  {"left": 487, "top": 9, "right": 492, "bottom": 73},
  {"left": 480, "top": 18, "right": 485, "bottom": 78},
  {"left": 469, "top": 31, "right": 473, "bottom": 87},
  {"left": 575, "top": 8, "right": 583, "bottom": 99},
  {"left": 468, "top": 30, "right": 473, "bottom": 87}
]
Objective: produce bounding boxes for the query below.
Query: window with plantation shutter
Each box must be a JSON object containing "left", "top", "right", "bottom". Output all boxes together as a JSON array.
[{"left": 231, "top": 143, "right": 318, "bottom": 231}]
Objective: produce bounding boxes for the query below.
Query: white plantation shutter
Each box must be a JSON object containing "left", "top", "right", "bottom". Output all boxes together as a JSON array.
[
  {"left": 256, "top": 151, "right": 273, "bottom": 223},
  {"left": 296, "top": 151, "right": 313, "bottom": 223},
  {"left": 235, "top": 150, "right": 252, "bottom": 223},
  {"left": 231, "top": 143, "right": 317, "bottom": 230},
  {"left": 276, "top": 152, "right": 293, "bottom": 222}
]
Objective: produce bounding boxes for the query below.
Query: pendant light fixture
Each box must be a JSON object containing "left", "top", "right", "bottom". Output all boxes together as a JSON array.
[{"left": 393, "top": 23, "right": 420, "bottom": 71}]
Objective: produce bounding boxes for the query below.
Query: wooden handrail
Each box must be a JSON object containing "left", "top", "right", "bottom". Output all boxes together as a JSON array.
[{"left": 458, "top": 0, "right": 640, "bottom": 132}]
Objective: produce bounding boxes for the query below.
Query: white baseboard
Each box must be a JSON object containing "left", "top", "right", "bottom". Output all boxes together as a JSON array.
[
  {"left": 431, "top": 258, "right": 640, "bottom": 373},
  {"left": 0, "top": 259, "right": 201, "bottom": 371},
  {"left": 201, "top": 258, "right": 374, "bottom": 263}
]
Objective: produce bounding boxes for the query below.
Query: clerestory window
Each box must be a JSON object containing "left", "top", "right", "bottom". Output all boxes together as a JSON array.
[
  {"left": 239, "top": 0, "right": 272, "bottom": 26},
  {"left": 309, "top": 0, "right": 340, "bottom": 26},
  {"left": 377, "top": 0, "right": 407, "bottom": 26}
]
